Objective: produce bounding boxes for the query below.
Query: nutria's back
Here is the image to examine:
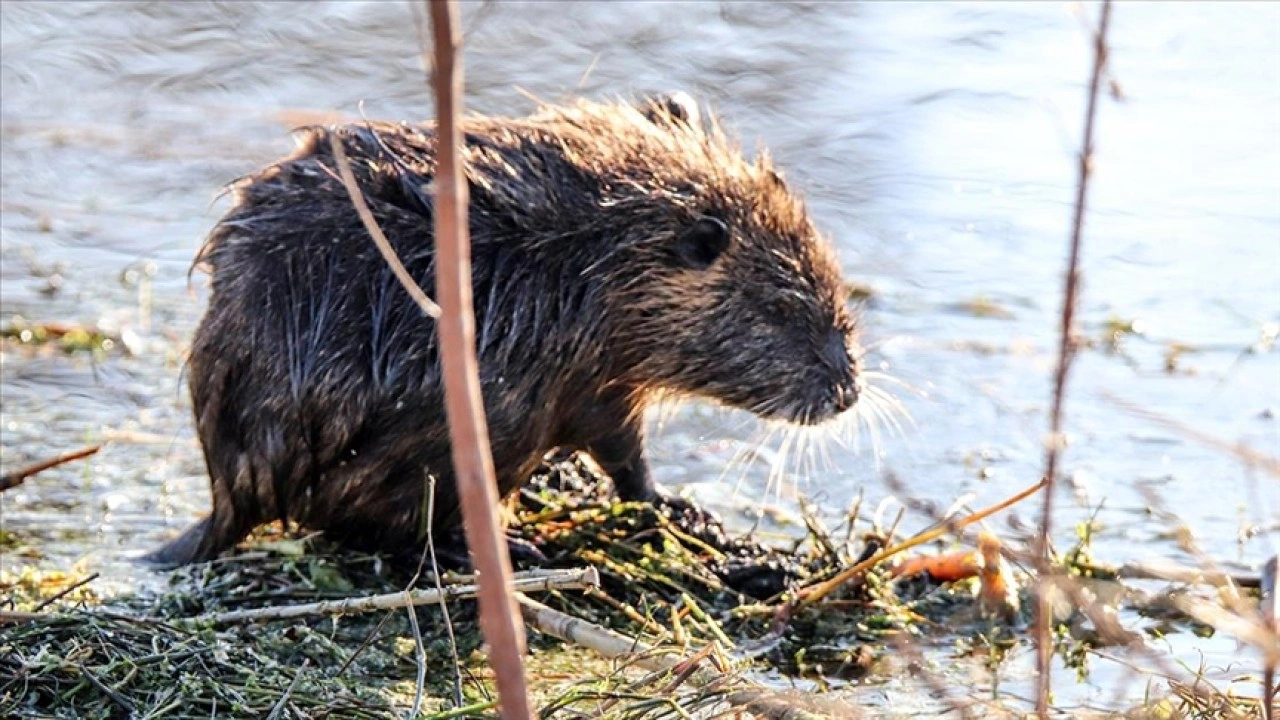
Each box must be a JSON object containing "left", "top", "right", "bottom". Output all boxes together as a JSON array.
[{"left": 149, "top": 95, "right": 862, "bottom": 567}]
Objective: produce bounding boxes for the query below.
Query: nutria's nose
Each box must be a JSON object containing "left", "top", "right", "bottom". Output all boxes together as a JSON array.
[
  {"left": 821, "top": 330, "right": 860, "bottom": 414},
  {"left": 833, "top": 381, "right": 859, "bottom": 414}
]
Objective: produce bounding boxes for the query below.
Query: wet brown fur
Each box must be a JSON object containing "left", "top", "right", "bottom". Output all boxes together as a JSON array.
[{"left": 149, "top": 95, "right": 861, "bottom": 566}]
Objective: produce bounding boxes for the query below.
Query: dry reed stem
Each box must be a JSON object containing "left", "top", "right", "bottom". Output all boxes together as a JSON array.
[
  {"left": 1092, "top": 558, "right": 1263, "bottom": 588},
  {"left": 795, "top": 477, "right": 1046, "bottom": 606},
  {"left": 1035, "top": 1, "right": 1112, "bottom": 716},
  {"left": 0, "top": 444, "right": 101, "bottom": 492},
  {"left": 265, "top": 658, "right": 309, "bottom": 720},
  {"left": 1167, "top": 593, "right": 1280, "bottom": 666},
  {"left": 31, "top": 572, "right": 99, "bottom": 612},
  {"left": 517, "top": 595, "right": 850, "bottom": 720},
  {"left": 417, "top": 476, "right": 467, "bottom": 706},
  {"left": 426, "top": 2, "right": 532, "bottom": 719},
  {"left": 327, "top": 139, "right": 441, "bottom": 320},
  {"left": 1101, "top": 391, "right": 1280, "bottom": 477},
  {"left": 1263, "top": 555, "right": 1277, "bottom": 720},
  {"left": 0, "top": 568, "right": 599, "bottom": 626}
]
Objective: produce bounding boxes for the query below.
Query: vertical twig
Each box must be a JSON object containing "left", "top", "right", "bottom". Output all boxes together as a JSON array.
[
  {"left": 1035, "top": 1, "right": 1113, "bottom": 716},
  {"left": 416, "top": 477, "right": 466, "bottom": 707},
  {"left": 1262, "top": 555, "right": 1278, "bottom": 720},
  {"left": 426, "top": 2, "right": 533, "bottom": 720},
  {"left": 403, "top": 593, "right": 427, "bottom": 719}
]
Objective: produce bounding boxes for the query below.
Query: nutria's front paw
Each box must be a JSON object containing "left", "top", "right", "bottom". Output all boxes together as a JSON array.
[
  {"left": 654, "top": 490, "right": 722, "bottom": 528},
  {"left": 412, "top": 530, "right": 548, "bottom": 573},
  {"left": 719, "top": 559, "right": 794, "bottom": 601},
  {"left": 504, "top": 533, "right": 550, "bottom": 568}
]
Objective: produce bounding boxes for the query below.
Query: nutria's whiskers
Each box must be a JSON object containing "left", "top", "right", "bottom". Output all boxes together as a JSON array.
[
  {"left": 859, "top": 387, "right": 910, "bottom": 442},
  {"left": 721, "top": 422, "right": 784, "bottom": 499}
]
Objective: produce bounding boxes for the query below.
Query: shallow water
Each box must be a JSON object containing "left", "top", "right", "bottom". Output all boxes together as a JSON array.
[{"left": 2, "top": 0, "right": 1278, "bottom": 712}]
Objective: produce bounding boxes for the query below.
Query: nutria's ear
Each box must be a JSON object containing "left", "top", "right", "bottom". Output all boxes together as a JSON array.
[
  {"left": 640, "top": 92, "right": 700, "bottom": 129},
  {"left": 674, "top": 216, "right": 731, "bottom": 270}
]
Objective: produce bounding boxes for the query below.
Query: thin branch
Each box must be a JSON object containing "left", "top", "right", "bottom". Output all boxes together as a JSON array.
[
  {"left": 419, "top": 476, "right": 466, "bottom": 707},
  {"left": 76, "top": 662, "right": 137, "bottom": 716},
  {"left": 795, "top": 477, "right": 1046, "bottom": 606},
  {"left": 265, "top": 658, "right": 309, "bottom": 720},
  {"left": 426, "top": 1, "right": 534, "bottom": 719},
  {"left": 1101, "top": 391, "right": 1280, "bottom": 477},
  {"left": 1076, "top": 559, "right": 1262, "bottom": 588},
  {"left": 328, "top": 135, "right": 442, "bottom": 320},
  {"left": 32, "top": 572, "right": 99, "bottom": 612},
  {"left": 1263, "top": 555, "right": 1278, "bottom": 720},
  {"left": 1035, "top": 2, "right": 1113, "bottom": 716},
  {"left": 403, "top": 593, "right": 428, "bottom": 720},
  {"left": 148, "top": 568, "right": 595, "bottom": 627},
  {"left": 0, "top": 444, "right": 101, "bottom": 492},
  {"left": 518, "top": 595, "right": 849, "bottom": 720}
]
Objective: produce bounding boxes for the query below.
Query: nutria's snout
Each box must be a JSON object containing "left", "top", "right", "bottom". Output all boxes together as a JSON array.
[
  {"left": 832, "top": 373, "right": 861, "bottom": 415},
  {"left": 772, "top": 329, "right": 862, "bottom": 426},
  {"left": 816, "top": 332, "right": 863, "bottom": 423}
]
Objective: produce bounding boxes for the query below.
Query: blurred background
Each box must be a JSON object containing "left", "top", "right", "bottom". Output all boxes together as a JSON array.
[{"left": 2, "top": 0, "right": 1277, "bottom": 708}]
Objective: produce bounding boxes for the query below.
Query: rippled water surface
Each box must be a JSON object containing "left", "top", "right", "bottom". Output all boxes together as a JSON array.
[{"left": 2, "top": 0, "right": 1278, "bottom": 711}]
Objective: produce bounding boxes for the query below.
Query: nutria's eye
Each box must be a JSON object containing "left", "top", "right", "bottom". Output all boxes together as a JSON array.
[
  {"left": 674, "top": 217, "right": 730, "bottom": 270},
  {"left": 641, "top": 92, "right": 699, "bottom": 129}
]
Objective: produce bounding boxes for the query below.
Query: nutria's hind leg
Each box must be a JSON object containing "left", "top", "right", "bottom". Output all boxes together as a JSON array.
[
  {"left": 141, "top": 510, "right": 255, "bottom": 569},
  {"left": 142, "top": 516, "right": 215, "bottom": 568}
]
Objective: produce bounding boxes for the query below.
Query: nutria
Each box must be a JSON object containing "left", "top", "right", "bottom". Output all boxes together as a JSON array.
[{"left": 148, "top": 93, "right": 862, "bottom": 567}]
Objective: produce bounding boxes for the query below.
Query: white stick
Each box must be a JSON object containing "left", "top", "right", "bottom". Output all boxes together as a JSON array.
[
  {"left": 517, "top": 595, "right": 849, "bottom": 720},
  {"left": 196, "top": 567, "right": 598, "bottom": 625}
]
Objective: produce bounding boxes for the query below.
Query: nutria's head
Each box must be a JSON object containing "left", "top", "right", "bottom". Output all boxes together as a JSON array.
[{"left": 544, "top": 95, "right": 862, "bottom": 425}]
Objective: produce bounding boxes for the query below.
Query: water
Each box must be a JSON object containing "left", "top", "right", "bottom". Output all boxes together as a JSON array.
[{"left": 2, "top": 1, "right": 1278, "bottom": 712}]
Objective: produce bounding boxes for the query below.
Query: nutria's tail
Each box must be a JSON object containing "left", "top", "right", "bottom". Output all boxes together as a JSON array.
[{"left": 142, "top": 516, "right": 219, "bottom": 569}]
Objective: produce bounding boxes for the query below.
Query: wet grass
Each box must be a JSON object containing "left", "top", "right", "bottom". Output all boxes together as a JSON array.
[{"left": 3, "top": 454, "right": 1269, "bottom": 719}]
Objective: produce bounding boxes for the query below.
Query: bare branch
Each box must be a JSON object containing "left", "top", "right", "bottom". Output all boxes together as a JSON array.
[
  {"left": 426, "top": 1, "right": 533, "bottom": 718},
  {"left": 0, "top": 444, "right": 102, "bottom": 492},
  {"left": 1035, "top": 2, "right": 1114, "bottom": 715},
  {"left": 328, "top": 135, "right": 442, "bottom": 319}
]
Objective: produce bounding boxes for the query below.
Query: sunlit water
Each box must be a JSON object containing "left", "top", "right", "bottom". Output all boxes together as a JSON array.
[{"left": 2, "top": 1, "right": 1277, "bottom": 712}]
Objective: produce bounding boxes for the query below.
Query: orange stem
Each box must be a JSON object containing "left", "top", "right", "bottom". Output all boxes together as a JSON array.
[{"left": 428, "top": 2, "right": 531, "bottom": 718}]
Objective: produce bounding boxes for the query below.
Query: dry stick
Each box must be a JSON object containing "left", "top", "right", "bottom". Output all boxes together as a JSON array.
[
  {"left": 1263, "top": 555, "right": 1278, "bottom": 720},
  {"left": 403, "top": 591, "right": 428, "bottom": 720},
  {"left": 0, "top": 444, "right": 101, "bottom": 492},
  {"left": 332, "top": 609, "right": 396, "bottom": 678},
  {"left": 265, "top": 658, "right": 309, "bottom": 720},
  {"left": 426, "top": 3, "right": 533, "bottom": 720},
  {"left": 1075, "top": 558, "right": 1262, "bottom": 588},
  {"left": 517, "top": 595, "right": 846, "bottom": 720},
  {"left": 328, "top": 137, "right": 441, "bottom": 320},
  {"left": 32, "top": 572, "right": 99, "bottom": 612},
  {"left": 992, "top": 533, "right": 1264, "bottom": 713},
  {"left": 178, "top": 568, "right": 597, "bottom": 626},
  {"left": 76, "top": 662, "right": 136, "bottom": 716},
  {"left": 421, "top": 476, "right": 467, "bottom": 707},
  {"left": 1101, "top": 391, "right": 1280, "bottom": 478},
  {"left": 795, "top": 477, "right": 1046, "bottom": 607},
  {"left": 1166, "top": 593, "right": 1280, "bottom": 665},
  {"left": 1035, "top": 3, "right": 1112, "bottom": 717}
]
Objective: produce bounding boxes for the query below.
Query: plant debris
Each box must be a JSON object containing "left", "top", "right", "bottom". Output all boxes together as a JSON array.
[
  {"left": 0, "top": 454, "right": 1267, "bottom": 719},
  {"left": 1, "top": 317, "right": 120, "bottom": 356}
]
